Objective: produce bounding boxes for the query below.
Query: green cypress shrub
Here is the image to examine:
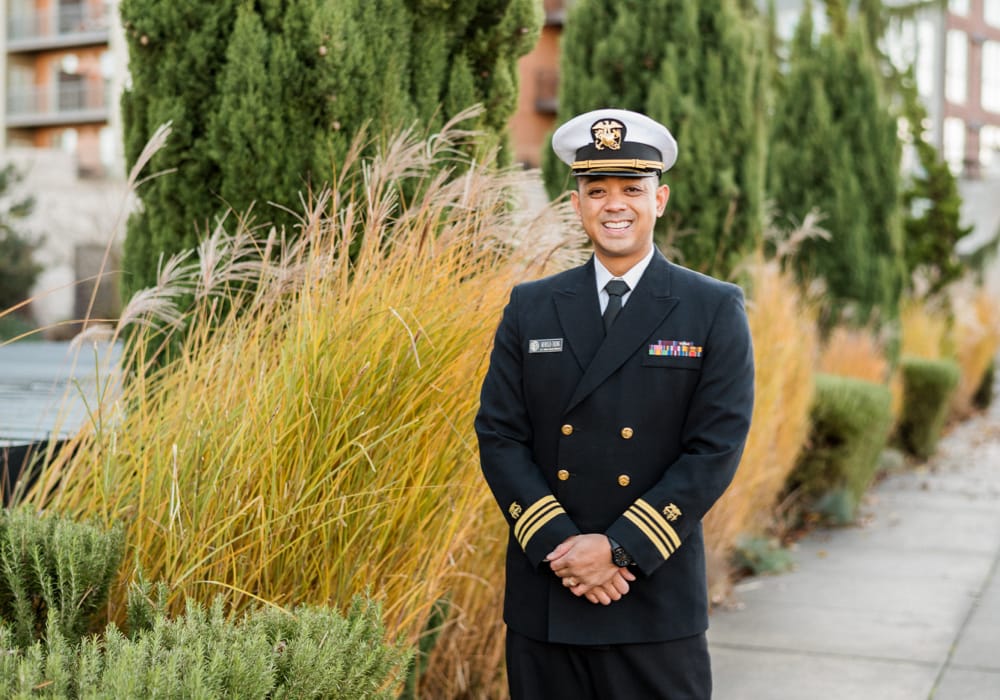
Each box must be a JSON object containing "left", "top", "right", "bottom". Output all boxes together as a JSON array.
[
  {"left": 788, "top": 373, "right": 893, "bottom": 523},
  {"left": 543, "top": 0, "right": 769, "bottom": 279},
  {"left": 121, "top": 0, "right": 540, "bottom": 298},
  {"left": 896, "top": 356, "right": 961, "bottom": 459},
  {"left": 767, "top": 1, "right": 904, "bottom": 324}
]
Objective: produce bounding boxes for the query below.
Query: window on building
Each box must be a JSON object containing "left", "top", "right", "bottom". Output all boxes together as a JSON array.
[
  {"left": 886, "top": 20, "right": 914, "bottom": 73},
  {"left": 985, "top": 0, "right": 1000, "bottom": 27},
  {"left": 984, "top": 41, "right": 1000, "bottom": 113},
  {"left": 946, "top": 30, "right": 968, "bottom": 104},
  {"left": 55, "top": 53, "right": 88, "bottom": 112},
  {"left": 948, "top": 0, "right": 969, "bottom": 15},
  {"left": 58, "top": 0, "right": 84, "bottom": 33},
  {"left": 943, "top": 117, "right": 966, "bottom": 174},
  {"left": 981, "top": 125, "right": 1000, "bottom": 173},
  {"left": 916, "top": 19, "right": 937, "bottom": 98}
]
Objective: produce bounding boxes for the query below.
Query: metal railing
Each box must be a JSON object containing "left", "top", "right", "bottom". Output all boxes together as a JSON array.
[
  {"left": 7, "top": 5, "right": 110, "bottom": 43},
  {"left": 5, "top": 81, "right": 109, "bottom": 121}
]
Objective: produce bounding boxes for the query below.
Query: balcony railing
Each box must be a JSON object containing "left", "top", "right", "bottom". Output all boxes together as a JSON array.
[
  {"left": 7, "top": 6, "right": 110, "bottom": 48},
  {"left": 5, "top": 81, "right": 109, "bottom": 127}
]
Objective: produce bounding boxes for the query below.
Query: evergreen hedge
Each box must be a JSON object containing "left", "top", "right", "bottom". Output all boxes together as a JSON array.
[
  {"left": 788, "top": 373, "right": 893, "bottom": 523},
  {"left": 896, "top": 356, "right": 961, "bottom": 459}
]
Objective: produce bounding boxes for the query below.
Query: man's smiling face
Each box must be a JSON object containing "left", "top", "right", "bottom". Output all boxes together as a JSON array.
[{"left": 570, "top": 175, "right": 670, "bottom": 276}]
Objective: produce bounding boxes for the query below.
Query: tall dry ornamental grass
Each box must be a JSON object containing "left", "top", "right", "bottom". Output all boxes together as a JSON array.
[
  {"left": 949, "top": 280, "right": 1000, "bottom": 417},
  {"left": 29, "top": 114, "right": 586, "bottom": 671},
  {"left": 701, "top": 254, "right": 817, "bottom": 600}
]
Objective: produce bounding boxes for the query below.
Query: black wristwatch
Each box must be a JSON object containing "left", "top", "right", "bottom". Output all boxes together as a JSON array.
[{"left": 607, "top": 536, "right": 634, "bottom": 567}]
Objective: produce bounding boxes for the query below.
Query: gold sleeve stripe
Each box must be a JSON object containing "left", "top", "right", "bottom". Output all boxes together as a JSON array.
[
  {"left": 571, "top": 158, "right": 664, "bottom": 171},
  {"left": 633, "top": 499, "right": 681, "bottom": 549},
  {"left": 623, "top": 500, "right": 681, "bottom": 561},
  {"left": 623, "top": 510, "right": 671, "bottom": 560},
  {"left": 514, "top": 496, "right": 566, "bottom": 550}
]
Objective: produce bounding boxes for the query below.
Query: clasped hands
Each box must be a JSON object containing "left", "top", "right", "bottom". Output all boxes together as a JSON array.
[{"left": 546, "top": 533, "right": 636, "bottom": 606}]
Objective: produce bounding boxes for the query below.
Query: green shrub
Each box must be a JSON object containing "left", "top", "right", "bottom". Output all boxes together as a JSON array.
[
  {"left": 0, "top": 314, "right": 36, "bottom": 342},
  {"left": 787, "top": 373, "right": 893, "bottom": 524},
  {"left": 0, "top": 594, "right": 412, "bottom": 698},
  {"left": 0, "top": 162, "right": 41, "bottom": 314},
  {"left": 896, "top": 356, "right": 961, "bottom": 459},
  {"left": 0, "top": 508, "right": 125, "bottom": 648},
  {"left": 732, "top": 535, "right": 796, "bottom": 576}
]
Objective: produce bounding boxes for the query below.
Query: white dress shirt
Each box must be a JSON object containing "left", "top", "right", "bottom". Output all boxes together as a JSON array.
[{"left": 594, "top": 247, "right": 655, "bottom": 314}]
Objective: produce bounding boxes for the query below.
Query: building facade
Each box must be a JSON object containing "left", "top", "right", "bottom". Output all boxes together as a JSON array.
[{"left": 1, "top": 0, "right": 129, "bottom": 329}]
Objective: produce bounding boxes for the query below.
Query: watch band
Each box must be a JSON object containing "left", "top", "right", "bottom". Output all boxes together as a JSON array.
[{"left": 607, "top": 535, "right": 634, "bottom": 567}]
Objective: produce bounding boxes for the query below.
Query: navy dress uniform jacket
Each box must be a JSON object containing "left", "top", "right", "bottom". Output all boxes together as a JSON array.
[{"left": 475, "top": 250, "right": 754, "bottom": 646}]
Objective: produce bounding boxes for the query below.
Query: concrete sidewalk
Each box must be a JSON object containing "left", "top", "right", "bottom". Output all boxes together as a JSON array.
[{"left": 708, "top": 382, "right": 1000, "bottom": 698}]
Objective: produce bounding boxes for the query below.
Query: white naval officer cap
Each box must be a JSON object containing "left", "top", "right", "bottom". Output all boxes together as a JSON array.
[{"left": 551, "top": 108, "right": 678, "bottom": 178}]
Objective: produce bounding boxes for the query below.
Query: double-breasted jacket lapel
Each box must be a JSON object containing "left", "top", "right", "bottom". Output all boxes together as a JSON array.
[
  {"left": 563, "top": 253, "right": 679, "bottom": 413},
  {"left": 552, "top": 259, "right": 603, "bottom": 373}
]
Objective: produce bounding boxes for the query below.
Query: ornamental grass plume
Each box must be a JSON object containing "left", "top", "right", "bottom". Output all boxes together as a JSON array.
[{"left": 27, "top": 109, "right": 586, "bottom": 683}]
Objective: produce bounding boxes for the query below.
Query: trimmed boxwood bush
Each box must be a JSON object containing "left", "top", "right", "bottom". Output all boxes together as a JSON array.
[
  {"left": 897, "top": 356, "right": 961, "bottom": 459},
  {"left": 787, "top": 373, "right": 893, "bottom": 523}
]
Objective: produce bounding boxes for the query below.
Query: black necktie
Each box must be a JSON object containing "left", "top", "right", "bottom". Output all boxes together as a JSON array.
[{"left": 603, "top": 279, "right": 630, "bottom": 334}]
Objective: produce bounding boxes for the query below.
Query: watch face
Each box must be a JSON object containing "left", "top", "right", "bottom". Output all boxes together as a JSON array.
[{"left": 612, "top": 548, "right": 630, "bottom": 567}]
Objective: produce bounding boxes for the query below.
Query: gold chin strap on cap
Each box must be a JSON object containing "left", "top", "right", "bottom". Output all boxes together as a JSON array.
[{"left": 571, "top": 158, "right": 664, "bottom": 172}]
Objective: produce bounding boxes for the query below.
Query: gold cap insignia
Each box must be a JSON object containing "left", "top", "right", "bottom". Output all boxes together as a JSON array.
[
  {"left": 591, "top": 119, "right": 624, "bottom": 151},
  {"left": 509, "top": 502, "right": 523, "bottom": 520},
  {"left": 663, "top": 503, "right": 682, "bottom": 522}
]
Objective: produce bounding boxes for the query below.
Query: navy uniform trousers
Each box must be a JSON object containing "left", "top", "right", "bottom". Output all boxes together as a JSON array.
[
  {"left": 507, "top": 629, "right": 711, "bottom": 699},
  {"left": 475, "top": 252, "right": 754, "bottom": 698}
]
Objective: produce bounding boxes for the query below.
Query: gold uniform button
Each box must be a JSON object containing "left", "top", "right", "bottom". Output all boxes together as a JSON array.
[
  {"left": 620, "top": 427, "right": 634, "bottom": 439},
  {"left": 561, "top": 424, "right": 574, "bottom": 436},
  {"left": 557, "top": 469, "right": 570, "bottom": 481},
  {"left": 618, "top": 474, "right": 631, "bottom": 487}
]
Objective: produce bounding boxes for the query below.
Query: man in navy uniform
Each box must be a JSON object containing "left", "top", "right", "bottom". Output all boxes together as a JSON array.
[{"left": 475, "top": 109, "right": 755, "bottom": 699}]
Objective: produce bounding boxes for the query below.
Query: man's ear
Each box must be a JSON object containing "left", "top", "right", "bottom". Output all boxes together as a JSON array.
[
  {"left": 656, "top": 184, "right": 670, "bottom": 217},
  {"left": 570, "top": 189, "right": 581, "bottom": 216}
]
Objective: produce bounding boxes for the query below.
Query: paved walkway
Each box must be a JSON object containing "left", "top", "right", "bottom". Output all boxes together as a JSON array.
[{"left": 709, "top": 373, "right": 1000, "bottom": 699}]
